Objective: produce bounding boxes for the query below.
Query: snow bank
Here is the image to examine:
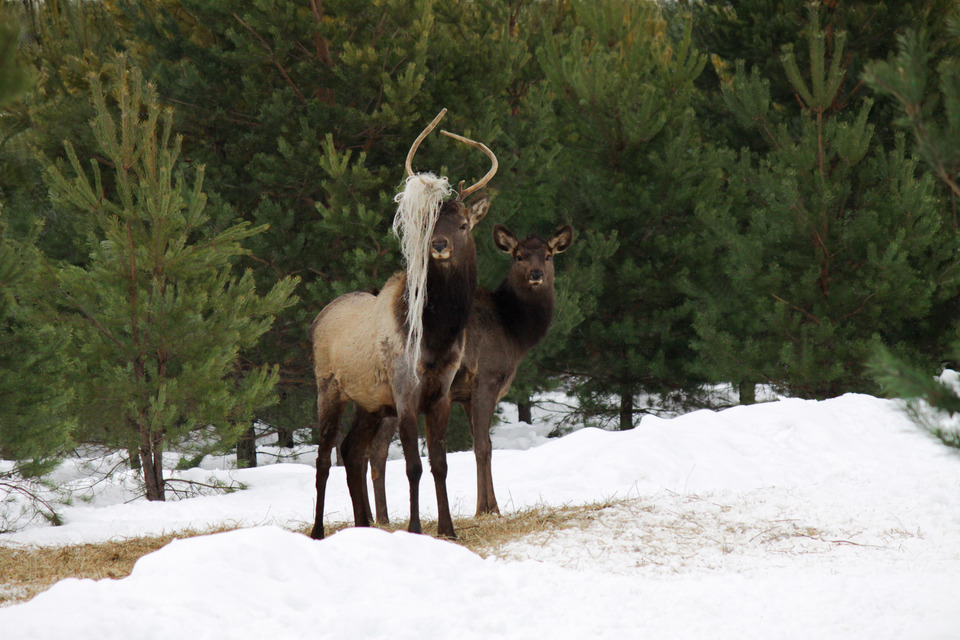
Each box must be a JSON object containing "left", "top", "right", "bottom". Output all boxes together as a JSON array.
[
  {"left": 2, "top": 524, "right": 958, "bottom": 640},
  {"left": 1, "top": 394, "right": 960, "bottom": 639}
]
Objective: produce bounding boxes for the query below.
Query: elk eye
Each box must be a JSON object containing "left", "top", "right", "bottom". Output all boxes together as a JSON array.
[
  {"left": 545, "top": 254, "right": 552, "bottom": 261},
  {"left": 515, "top": 254, "right": 523, "bottom": 262},
  {"left": 460, "top": 223, "right": 468, "bottom": 231}
]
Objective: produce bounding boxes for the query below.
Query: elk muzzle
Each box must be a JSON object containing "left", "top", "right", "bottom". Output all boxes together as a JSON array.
[
  {"left": 528, "top": 269, "right": 544, "bottom": 286},
  {"left": 431, "top": 239, "right": 451, "bottom": 260}
]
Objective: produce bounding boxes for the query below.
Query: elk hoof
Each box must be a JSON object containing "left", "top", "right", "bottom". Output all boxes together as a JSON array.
[{"left": 437, "top": 526, "right": 457, "bottom": 541}]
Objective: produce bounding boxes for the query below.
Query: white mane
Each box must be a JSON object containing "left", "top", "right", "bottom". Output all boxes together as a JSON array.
[{"left": 392, "top": 172, "right": 453, "bottom": 376}]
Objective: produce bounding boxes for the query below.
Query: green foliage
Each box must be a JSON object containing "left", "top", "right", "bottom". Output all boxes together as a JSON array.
[
  {"left": 870, "top": 345, "right": 960, "bottom": 450},
  {"left": 42, "top": 55, "right": 297, "bottom": 496},
  {"left": 0, "top": 7, "right": 34, "bottom": 108},
  {"left": 0, "top": 218, "right": 74, "bottom": 476},
  {"left": 682, "top": 0, "right": 958, "bottom": 150},
  {"left": 0, "top": 0, "right": 123, "bottom": 261},
  {"left": 864, "top": 12, "right": 960, "bottom": 448},
  {"left": 864, "top": 16, "right": 960, "bottom": 215},
  {"left": 690, "top": 14, "right": 960, "bottom": 398},
  {"left": 537, "top": 0, "right": 718, "bottom": 428}
]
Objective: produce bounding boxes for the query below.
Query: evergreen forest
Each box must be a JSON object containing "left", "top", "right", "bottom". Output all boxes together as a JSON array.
[{"left": 3, "top": 0, "right": 960, "bottom": 499}]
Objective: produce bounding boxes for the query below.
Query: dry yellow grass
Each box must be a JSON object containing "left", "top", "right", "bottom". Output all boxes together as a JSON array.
[
  {"left": 0, "top": 501, "right": 612, "bottom": 608},
  {"left": 0, "top": 526, "right": 237, "bottom": 607}
]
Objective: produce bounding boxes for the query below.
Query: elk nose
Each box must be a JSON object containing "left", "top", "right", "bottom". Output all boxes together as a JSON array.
[
  {"left": 432, "top": 239, "right": 448, "bottom": 253},
  {"left": 529, "top": 269, "right": 544, "bottom": 284}
]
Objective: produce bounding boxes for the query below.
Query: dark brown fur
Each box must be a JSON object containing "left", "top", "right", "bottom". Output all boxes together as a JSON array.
[
  {"left": 309, "top": 197, "right": 489, "bottom": 540},
  {"left": 362, "top": 224, "right": 574, "bottom": 522}
]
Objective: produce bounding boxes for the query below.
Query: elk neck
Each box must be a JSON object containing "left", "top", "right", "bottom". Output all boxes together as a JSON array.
[
  {"left": 419, "top": 253, "right": 477, "bottom": 357},
  {"left": 493, "top": 277, "right": 554, "bottom": 353}
]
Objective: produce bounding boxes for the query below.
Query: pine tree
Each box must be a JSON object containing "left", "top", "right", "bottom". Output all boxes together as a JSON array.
[
  {"left": 865, "top": 21, "right": 960, "bottom": 219},
  {"left": 0, "top": 10, "right": 74, "bottom": 476},
  {"left": 0, "top": 5, "right": 33, "bottom": 109},
  {"left": 43, "top": 55, "right": 297, "bottom": 500},
  {"left": 0, "top": 213, "right": 75, "bottom": 477},
  {"left": 536, "top": 0, "right": 718, "bottom": 429},
  {"left": 864, "top": 16, "right": 960, "bottom": 442},
  {"left": 0, "top": 0, "right": 122, "bottom": 260},
  {"left": 681, "top": 0, "right": 957, "bottom": 152},
  {"left": 689, "top": 13, "right": 960, "bottom": 399}
]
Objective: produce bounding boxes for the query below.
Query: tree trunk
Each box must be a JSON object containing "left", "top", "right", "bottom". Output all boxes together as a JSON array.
[
  {"left": 139, "top": 421, "right": 165, "bottom": 501},
  {"left": 517, "top": 400, "right": 533, "bottom": 425},
  {"left": 738, "top": 381, "right": 757, "bottom": 405},
  {"left": 619, "top": 390, "right": 634, "bottom": 431},
  {"left": 237, "top": 425, "right": 258, "bottom": 469},
  {"left": 275, "top": 426, "right": 295, "bottom": 448},
  {"left": 127, "top": 447, "right": 141, "bottom": 471}
]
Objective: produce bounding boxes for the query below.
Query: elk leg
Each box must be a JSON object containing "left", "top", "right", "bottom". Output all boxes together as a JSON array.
[
  {"left": 425, "top": 399, "right": 456, "bottom": 539},
  {"left": 470, "top": 386, "right": 501, "bottom": 516},
  {"left": 341, "top": 408, "right": 381, "bottom": 528},
  {"left": 396, "top": 410, "right": 423, "bottom": 534},
  {"left": 369, "top": 416, "right": 397, "bottom": 525},
  {"left": 311, "top": 384, "right": 345, "bottom": 540}
]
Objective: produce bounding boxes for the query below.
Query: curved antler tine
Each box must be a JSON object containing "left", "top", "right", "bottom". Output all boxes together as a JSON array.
[
  {"left": 405, "top": 109, "right": 448, "bottom": 177},
  {"left": 439, "top": 130, "right": 498, "bottom": 199}
]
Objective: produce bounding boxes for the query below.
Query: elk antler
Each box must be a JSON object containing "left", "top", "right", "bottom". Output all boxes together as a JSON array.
[
  {"left": 405, "top": 109, "right": 448, "bottom": 177},
  {"left": 440, "top": 130, "right": 498, "bottom": 199},
  {"left": 404, "top": 109, "right": 499, "bottom": 198}
]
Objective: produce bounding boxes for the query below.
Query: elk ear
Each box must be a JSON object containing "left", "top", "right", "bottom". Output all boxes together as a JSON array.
[
  {"left": 492, "top": 224, "right": 518, "bottom": 254},
  {"left": 466, "top": 195, "right": 490, "bottom": 228},
  {"left": 548, "top": 224, "right": 574, "bottom": 254}
]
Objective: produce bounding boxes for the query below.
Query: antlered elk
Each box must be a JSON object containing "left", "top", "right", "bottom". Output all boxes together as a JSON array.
[
  {"left": 309, "top": 110, "right": 497, "bottom": 540},
  {"left": 360, "top": 223, "right": 574, "bottom": 523}
]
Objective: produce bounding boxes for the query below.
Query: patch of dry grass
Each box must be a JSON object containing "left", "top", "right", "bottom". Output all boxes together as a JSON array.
[
  {"left": 295, "top": 501, "right": 612, "bottom": 557},
  {"left": 0, "top": 502, "right": 611, "bottom": 608},
  {"left": 0, "top": 526, "right": 236, "bottom": 608}
]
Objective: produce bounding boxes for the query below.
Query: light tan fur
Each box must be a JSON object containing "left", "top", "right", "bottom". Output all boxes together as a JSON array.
[{"left": 310, "top": 273, "right": 406, "bottom": 411}]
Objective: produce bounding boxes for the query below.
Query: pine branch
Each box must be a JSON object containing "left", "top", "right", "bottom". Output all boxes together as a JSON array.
[
  {"left": 50, "top": 277, "right": 125, "bottom": 350},
  {"left": 770, "top": 293, "right": 821, "bottom": 325},
  {"left": 232, "top": 12, "right": 308, "bottom": 104},
  {"left": 307, "top": 0, "right": 334, "bottom": 68}
]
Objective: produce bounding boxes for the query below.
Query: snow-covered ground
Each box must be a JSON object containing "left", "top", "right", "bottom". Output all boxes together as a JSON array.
[{"left": 1, "top": 392, "right": 959, "bottom": 639}]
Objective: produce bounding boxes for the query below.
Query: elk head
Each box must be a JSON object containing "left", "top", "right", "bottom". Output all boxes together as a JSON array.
[
  {"left": 395, "top": 109, "right": 497, "bottom": 369},
  {"left": 404, "top": 109, "right": 498, "bottom": 262},
  {"left": 493, "top": 224, "right": 574, "bottom": 293},
  {"left": 429, "top": 198, "right": 490, "bottom": 262},
  {"left": 401, "top": 107, "right": 496, "bottom": 268}
]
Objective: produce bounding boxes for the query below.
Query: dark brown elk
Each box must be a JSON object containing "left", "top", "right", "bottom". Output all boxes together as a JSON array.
[
  {"left": 309, "top": 110, "right": 496, "bottom": 540},
  {"left": 359, "top": 223, "right": 574, "bottom": 524}
]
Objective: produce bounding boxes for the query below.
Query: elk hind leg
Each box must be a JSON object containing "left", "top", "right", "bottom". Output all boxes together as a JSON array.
[
  {"left": 311, "top": 381, "right": 345, "bottom": 540},
  {"left": 341, "top": 407, "right": 382, "bottom": 528},
  {"left": 469, "top": 388, "right": 501, "bottom": 516},
  {"left": 369, "top": 416, "right": 397, "bottom": 525}
]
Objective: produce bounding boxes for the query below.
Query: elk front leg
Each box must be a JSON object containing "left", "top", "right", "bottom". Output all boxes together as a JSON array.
[
  {"left": 469, "top": 384, "right": 501, "bottom": 516},
  {"left": 395, "top": 409, "right": 423, "bottom": 534},
  {"left": 425, "top": 398, "right": 456, "bottom": 539}
]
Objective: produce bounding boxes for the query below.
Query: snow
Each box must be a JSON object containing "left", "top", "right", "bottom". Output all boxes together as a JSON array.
[{"left": 2, "top": 393, "right": 960, "bottom": 639}]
